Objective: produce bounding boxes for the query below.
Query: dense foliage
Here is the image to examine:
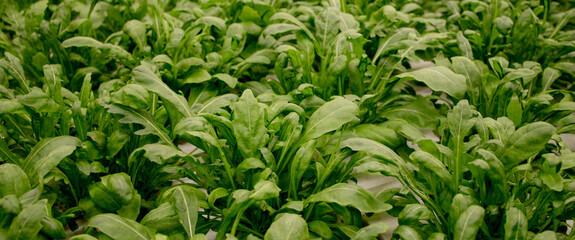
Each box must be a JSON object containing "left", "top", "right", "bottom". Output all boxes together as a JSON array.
[{"left": 0, "top": 0, "right": 574, "bottom": 239}]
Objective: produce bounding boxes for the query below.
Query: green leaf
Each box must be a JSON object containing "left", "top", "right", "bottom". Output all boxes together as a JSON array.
[
  {"left": 138, "top": 144, "right": 186, "bottom": 165},
  {"left": 264, "top": 23, "right": 301, "bottom": 35},
  {"left": 118, "top": 193, "right": 141, "bottom": 220},
  {"left": 181, "top": 69, "right": 212, "bottom": 85},
  {"left": 0, "top": 138, "right": 20, "bottom": 165},
  {"left": 452, "top": 57, "right": 480, "bottom": 103},
  {"left": 354, "top": 124, "right": 401, "bottom": 148},
  {"left": 498, "top": 122, "right": 555, "bottom": 169},
  {"left": 504, "top": 207, "right": 527, "bottom": 240},
  {"left": 264, "top": 214, "right": 309, "bottom": 240},
  {"left": 398, "top": 204, "right": 434, "bottom": 225},
  {"left": 212, "top": 74, "right": 238, "bottom": 88},
  {"left": 87, "top": 214, "right": 154, "bottom": 240},
  {"left": 0, "top": 163, "right": 30, "bottom": 198},
  {"left": 0, "top": 53, "right": 30, "bottom": 93},
  {"left": 410, "top": 151, "right": 451, "bottom": 184},
  {"left": 270, "top": 12, "right": 316, "bottom": 43},
  {"left": 106, "top": 104, "right": 175, "bottom": 148},
  {"left": 532, "top": 231, "right": 557, "bottom": 240},
  {"left": 428, "top": 233, "right": 447, "bottom": 240},
  {"left": 16, "top": 87, "right": 59, "bottom": 112},
  {"left": 69, "top": 234, "right": 99, "bottom": 240},
  {"left": 302, "top": 97, "right": 358, "bottom": 142},
  {"left": 453, "top": 205, "right": 484, "bottom": 240},
  {"left": 540, "top": 172, "right": 563, "bottom": 192},
  {"left": 341, "top": 138, "right": 404, "bottom": 165},
  {"left": 101, "top": 173, "right": 135, "bottom": 205},
  {"left": 89, "top": 182, "right": 122, "bottom": 212},
  {"left": 397, "top": 66, "right": 467, "bottom": 99},
  {"left": 250, "top": 180, "right": 280, "bottom": 201},
  {"left": 40, "top": 216, "right": 67, "bottom": 239},
  {"left": 456, "top": 32, "right": 473, "bottom": 59},
  {"left": 195, "top": 94, "right": 237, "bottom": 115},
  {"left": 61, "top": 36, "right": 103, "bottom": 48},
  {"left": 132, "top": 62, "right": 194, "bottom": 118},
  {"left": 393, "top": 225, "right": 422, "bottom": 240},
  {"left": 308, "top": 220, "right": 332, "bottom": 239},
  {"left": 351, "top": 222, "right": 389, "bottom": 240},
  {"left": 380, "top": 98, "right": 440, "bottom": 129},
  {"left": 231, "top": 90, "right": 268, "bottom": 158},
  {"left": 170, "top": 186, "right": 199, "bottom": 239},
  {"left": 141, "top": 203, "right": 180, "bottom": 232},
  {"left": 111, "top": 84, "right": 150, "bottom": 109},
  {"left": 124, "top": 20, "right": 148, "bottom": 50},
  {"left": 20, "top": 136, "right": 81, "bottom": 184},
  {"left": 306, "top": 183, "right": 391, "bottom": 213},
  {"left": 541, "top": 68, "right": 560, "bottom": 92},
  {"left": 7, "top": 199, "right": 47, "bottom": 240}
]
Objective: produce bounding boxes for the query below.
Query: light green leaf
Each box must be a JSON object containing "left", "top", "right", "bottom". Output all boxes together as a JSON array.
[
  {"left": 533, "top": 231, "right": 557, "bottom": 240},
  {"left": 540, "top": 172, "right": 563, "bottom": 192},
  {"left": 342, "top": 138, "right": 404, "bottom": 165},
  {"left": 307, "top": 183, "right": 391, "bottom": 213},
  {"left": 264, "top": 214, "right": 309, "bottom": 240},
  {"left": 456, "top": 32, "right": 473, "bottom": 59},
  {"left": 87, "top": 214, "right": 154, "bottom": 240},
  {"left": 302, "top": 97, "right": 358, "bottom": 142},
  {"left": 393, "top": 225, "right": 422, "bottom": 240},
  {"left": 20, "top": 136, "right": 81, "bottom": 184},
  {"left": 212, "top": 74, "right": 238, "bottom": 88},
  {"left": 351, "top": 222, "right": 389, "bottom": 240},
  {"left": 141, "top": 203, "right": 180, "bottom": 231},
  {"left": 124, "top": 20, "right": 148, "bottom": 50},
  {"left": 0, "top": 164, "right": 30, "bottom": 198},
  {"left": 61, "top": 36, "right": 103, "bottom": 48},
  {"left": 181, "top": 69, "right": 212, "bottom": 85},
  {"left": 7, "top": 199, "right": 47, "bottom": 240},
  {"left": 250, "top": 180, "right": 280, "bottom": 201},
  {"left": 16, "top": 87, "right": 59, "bottom": 112},
  {"left": 263, "top": 23, "right": 301, "bottom": 35},
  {"left": 397, "top": 66, "right": 467, "bottom": 99},
  {"left": 69, "top": 234, "right": 99, "bottom": 240},
  {"left": 504, "top": 207, "right": 527, "bottom": 240},
  {"left": 398, "top": 204, "right": 434, "bottom": 225},
  {"left": 453, "top": 205, "right": 484, "bottom": 240}
]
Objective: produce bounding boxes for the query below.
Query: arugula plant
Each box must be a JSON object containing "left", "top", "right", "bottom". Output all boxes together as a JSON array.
[
  {"left": 349, "top": 100, "right": 575, "bottom": 239},
  {"left": 433, "top": 54, "right": 575, "bottom": 133},
  {"left": 433, "top": 0, "right": 575, "bottom": 67},
  {"left": 171, "top": 89, "right": 391, "bottom": 239}
]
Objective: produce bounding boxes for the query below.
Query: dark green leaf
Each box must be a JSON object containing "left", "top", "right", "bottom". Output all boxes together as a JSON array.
[
  {"left": 498, "top": 122, "right": 555, "bottom": 169},
  {"left": 231, "top": 90, "right": 268, "bottom": 158}
]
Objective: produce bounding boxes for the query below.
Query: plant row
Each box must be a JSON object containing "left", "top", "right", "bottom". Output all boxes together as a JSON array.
[{"left": 0, "top": 0, "right": 574, "bottom": 239}]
